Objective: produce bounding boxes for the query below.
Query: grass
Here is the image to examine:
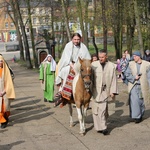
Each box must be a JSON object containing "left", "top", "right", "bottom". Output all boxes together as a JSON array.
[{"left": 89, "top": 44, "right": 116, "bottom": 54}]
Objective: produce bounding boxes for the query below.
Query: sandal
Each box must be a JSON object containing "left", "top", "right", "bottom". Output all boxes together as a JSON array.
[
  {"left": 54, "top": 92, "right": 61, "bottom": 101},
  {"left": 54, "top": 97, "right": 63, "bottom": 107},
  {"left": 55, "top": 91, "right": 61, "bottom": 97}
]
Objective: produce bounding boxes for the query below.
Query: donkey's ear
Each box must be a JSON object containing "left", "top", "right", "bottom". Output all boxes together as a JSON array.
[{"left": 78, "top": 57, "right": 83, "bottom": 63}]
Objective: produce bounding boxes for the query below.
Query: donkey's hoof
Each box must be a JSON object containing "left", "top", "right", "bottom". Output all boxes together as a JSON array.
[
  {"left": 79, "top": 130, "right": 86, "bottom": 136},
  {"left": 69, "top": 122, "right": 75, "bottom": 127},
  {"left": 79, "top": 132, "right": 85, "bottom": 136}
]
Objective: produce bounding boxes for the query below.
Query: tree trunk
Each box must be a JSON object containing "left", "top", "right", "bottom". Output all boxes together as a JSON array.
[
  {"left": 101, "top": 0, "right": 107, "bottom": 52},
  {"left": 76, "top": 0, "right": 86, "bottom": 45},
  {"left": 91, "top": 0, "right": 98, "bottom": 55},
  {"left": 16, "top": 22, "right": 25, "bottom": 61},
  {"left": 61, "top": 0, "right": 71, "bottom": 41},
  {"left": 125, "top": 1, "right": 135, "bottom": 55},
  {"left": 133, "top": 0, "right": 144, "bottom": 55},
  {"left": 7, "top": 0, "right": 25, "bottom": 61},
  {"left": 146, "top": 0, "right": 150, "bottom": 49},
  {"left": 113, "top": 0, "right": 123, "bottom": 59},
  {"left": 16, "top": 1, "right": 33, "bottom": 68},
  {"left": 83, "top": 0, "right": 89, "bottom": 48},
  {"left": 50, "top": 3, "right": 55, "bottom": 60},
  {"left": 126, "top": 25, "right": 135, "bottom": 54},
  {"left": 26, "top": 0, "right": 38, "bottom": 68}
]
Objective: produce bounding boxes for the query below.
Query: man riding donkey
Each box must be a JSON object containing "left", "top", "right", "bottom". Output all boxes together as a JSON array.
[{"left": 54, "top": 33, "right": 91, "bottom": 107}]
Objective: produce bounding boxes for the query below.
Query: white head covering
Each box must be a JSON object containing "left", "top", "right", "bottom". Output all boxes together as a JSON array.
[{"left": 42, "top": 54, "right": 56, "bottom": 71}]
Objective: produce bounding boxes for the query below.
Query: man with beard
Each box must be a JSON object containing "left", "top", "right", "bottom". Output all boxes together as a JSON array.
[
  {"left": 124, "top": 51, "right": 150, "bottom": 123},
  {"left": 54, "top": 33, "right": 91, "bottom": 107}
]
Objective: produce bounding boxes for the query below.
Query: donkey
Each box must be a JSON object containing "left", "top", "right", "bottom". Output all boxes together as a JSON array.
[{"left": 67, "top": 58, "right": 92, "bottom": 135}]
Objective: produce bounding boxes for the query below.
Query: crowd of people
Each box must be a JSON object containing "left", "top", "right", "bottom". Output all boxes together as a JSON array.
[
  {"left": 0, "top": 31, "right": 149, "bottom": 136},
  {"left": 39, "top": 33, "right": 150, "bottom": 135},
  {"left": 1, "top": 32, "right": 149, "bottom": 136},
  {"left": 39, "top": 33, "right": 150, "bottom": 136}
]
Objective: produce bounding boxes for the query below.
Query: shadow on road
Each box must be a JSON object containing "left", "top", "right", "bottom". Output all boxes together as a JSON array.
[
  {"left": 9, "top": 98, "right": 54, "bottom": 126},
  {"left": 0, "top": 141, "right": 25, "bottom": 150}
]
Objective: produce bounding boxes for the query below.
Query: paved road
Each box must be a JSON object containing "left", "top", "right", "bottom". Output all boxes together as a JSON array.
[{"left": 0, "top": 62, "right": 150, "bottom": 150}]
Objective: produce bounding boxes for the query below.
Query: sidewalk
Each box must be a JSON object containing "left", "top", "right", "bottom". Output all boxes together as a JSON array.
[{"left": 0, "top": 61, "right": 150, "bottom": 150}]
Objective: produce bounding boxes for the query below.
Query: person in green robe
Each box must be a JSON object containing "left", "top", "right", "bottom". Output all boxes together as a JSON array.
[{"left": 39, "top": 54, "right": 56, "bottom": 102}]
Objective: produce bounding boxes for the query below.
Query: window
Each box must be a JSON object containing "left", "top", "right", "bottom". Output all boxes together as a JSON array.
[
  {"left": 8, "top": 5, "right": 12, "bottom": 11},
  {"left": 38, "top": 17, "right": 45, "bottom": 24},
  {"left": 10, "top": 22, "right": 14, "bottom": 28},
  {"left": 26, "top": 28, "right": 29, "bottom": 32},
  {"left": 32, "top": 8, "right": 35, "bottom": 14},
  {"left": 24, "top": 9, "right": 28, "bottom": 15},
  {"left": 45, "top": 9, "right": 49, "bottom": 14},
  {"left": 45, "top": 17, "right": 49, "bottom": 23},
  {"left": 5, "top": 22, "right": 8, "bottom": 28},
  {"left": 42, "top": 9, "right": 45, "bottom": 14},
  {"left": 42, "top": 18, "right": 45, "bottom": 23},
  {"left": 39, "top": 9, "right": 43, "bottom": 14},
  {"left": 33, "top": 18, "right": 37, "bottom": 24},
  {"left": 39, "top": 17, "right": 43, "bottom": 24},
  {"left": 5, "top": 13, "right": 8, "bottom": 19}
]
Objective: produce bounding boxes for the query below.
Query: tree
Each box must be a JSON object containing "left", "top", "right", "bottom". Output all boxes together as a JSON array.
[
  {"left": 61, "top": 0, "right": 71, "bottom": 41},
  {"left": 5, "top": 0, "right": 25, "bottom": 61},
  {"left": 111, "top": 0, "right": 123, "bottom": 59},
  {"left": 90, "top": 0, "right": 98, "bottom": 55},
  {"left": 76, "top": 0, "right": 89, "bottom": 47},
  {"left": 16, "top": 0, "right": 33, "bottom": 68},
  {"left": 133, "top": 0, "right": 144, "bottom": 55},
  {"left": 26, "top": 0, "right": 38, "bottom": 68},
  {"left": 146, "top": 0, "right": 150, "bottom": 49},
  {"left": 101, "top": 0, "right": 108, "bottom": 52},
  {"left": 125, "top": 0, "right": 135, "bottom": 54}
]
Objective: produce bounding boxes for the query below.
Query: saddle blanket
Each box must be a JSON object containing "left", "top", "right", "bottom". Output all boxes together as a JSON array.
[{"left": 61, "top": 70, "right": 75, "bottom": 100}]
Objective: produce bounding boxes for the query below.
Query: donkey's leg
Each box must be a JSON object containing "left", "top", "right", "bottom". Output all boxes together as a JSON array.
[
  {"left": 76, "top": 107, "right": 85, "bottom": 134},
  {"left": 68, "top": 104, "right": 74, "bottom": 127},
  {"left": 82, "top": 107, "right": 88, "bottom": 132}
]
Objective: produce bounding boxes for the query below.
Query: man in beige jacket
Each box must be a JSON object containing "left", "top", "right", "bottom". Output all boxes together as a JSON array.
[
  {"left": 124, "top": 51, "right": 150, "bottom": 123},
  {"left": 91, "top": 49, "right": 118, "bottom": 135}
]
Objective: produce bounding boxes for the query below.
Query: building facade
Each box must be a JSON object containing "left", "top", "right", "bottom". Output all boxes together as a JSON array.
[{"left": 0, "top": 0, "right": 16, "bottom": 42}]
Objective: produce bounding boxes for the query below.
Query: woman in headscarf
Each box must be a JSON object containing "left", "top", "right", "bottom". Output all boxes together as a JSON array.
[
  {"left": 39, "top": 54, "right": 56, "bottom": 102},
  {"left": 0, "top": 55, "right": 15, "bottom": 128}
]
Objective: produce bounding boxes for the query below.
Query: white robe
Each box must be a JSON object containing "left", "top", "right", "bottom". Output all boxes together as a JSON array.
[{"left": 55, "top": 41, "right": 91, "bottom": 89}]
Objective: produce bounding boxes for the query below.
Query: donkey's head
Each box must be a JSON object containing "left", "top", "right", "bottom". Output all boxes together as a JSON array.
[{"left": 79, "top": 57, "right": 92, "bottom": 90}]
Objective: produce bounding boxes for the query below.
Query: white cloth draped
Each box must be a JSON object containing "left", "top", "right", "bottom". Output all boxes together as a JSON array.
[
  {"left": 55, "top": 41, "right": 91, "bottom": 86},
  {"left": 41, "top": 54, "right": 56, "bottom": 72}
]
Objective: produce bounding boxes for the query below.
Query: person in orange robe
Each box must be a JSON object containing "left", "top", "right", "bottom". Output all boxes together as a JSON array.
[{"left": 0, "top": 55, "right": 15, "bottom": 128}]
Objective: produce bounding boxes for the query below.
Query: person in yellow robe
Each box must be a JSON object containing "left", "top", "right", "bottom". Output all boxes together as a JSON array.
[{"left": 0, "top": 55, "right": 15, "bottom": 128}]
